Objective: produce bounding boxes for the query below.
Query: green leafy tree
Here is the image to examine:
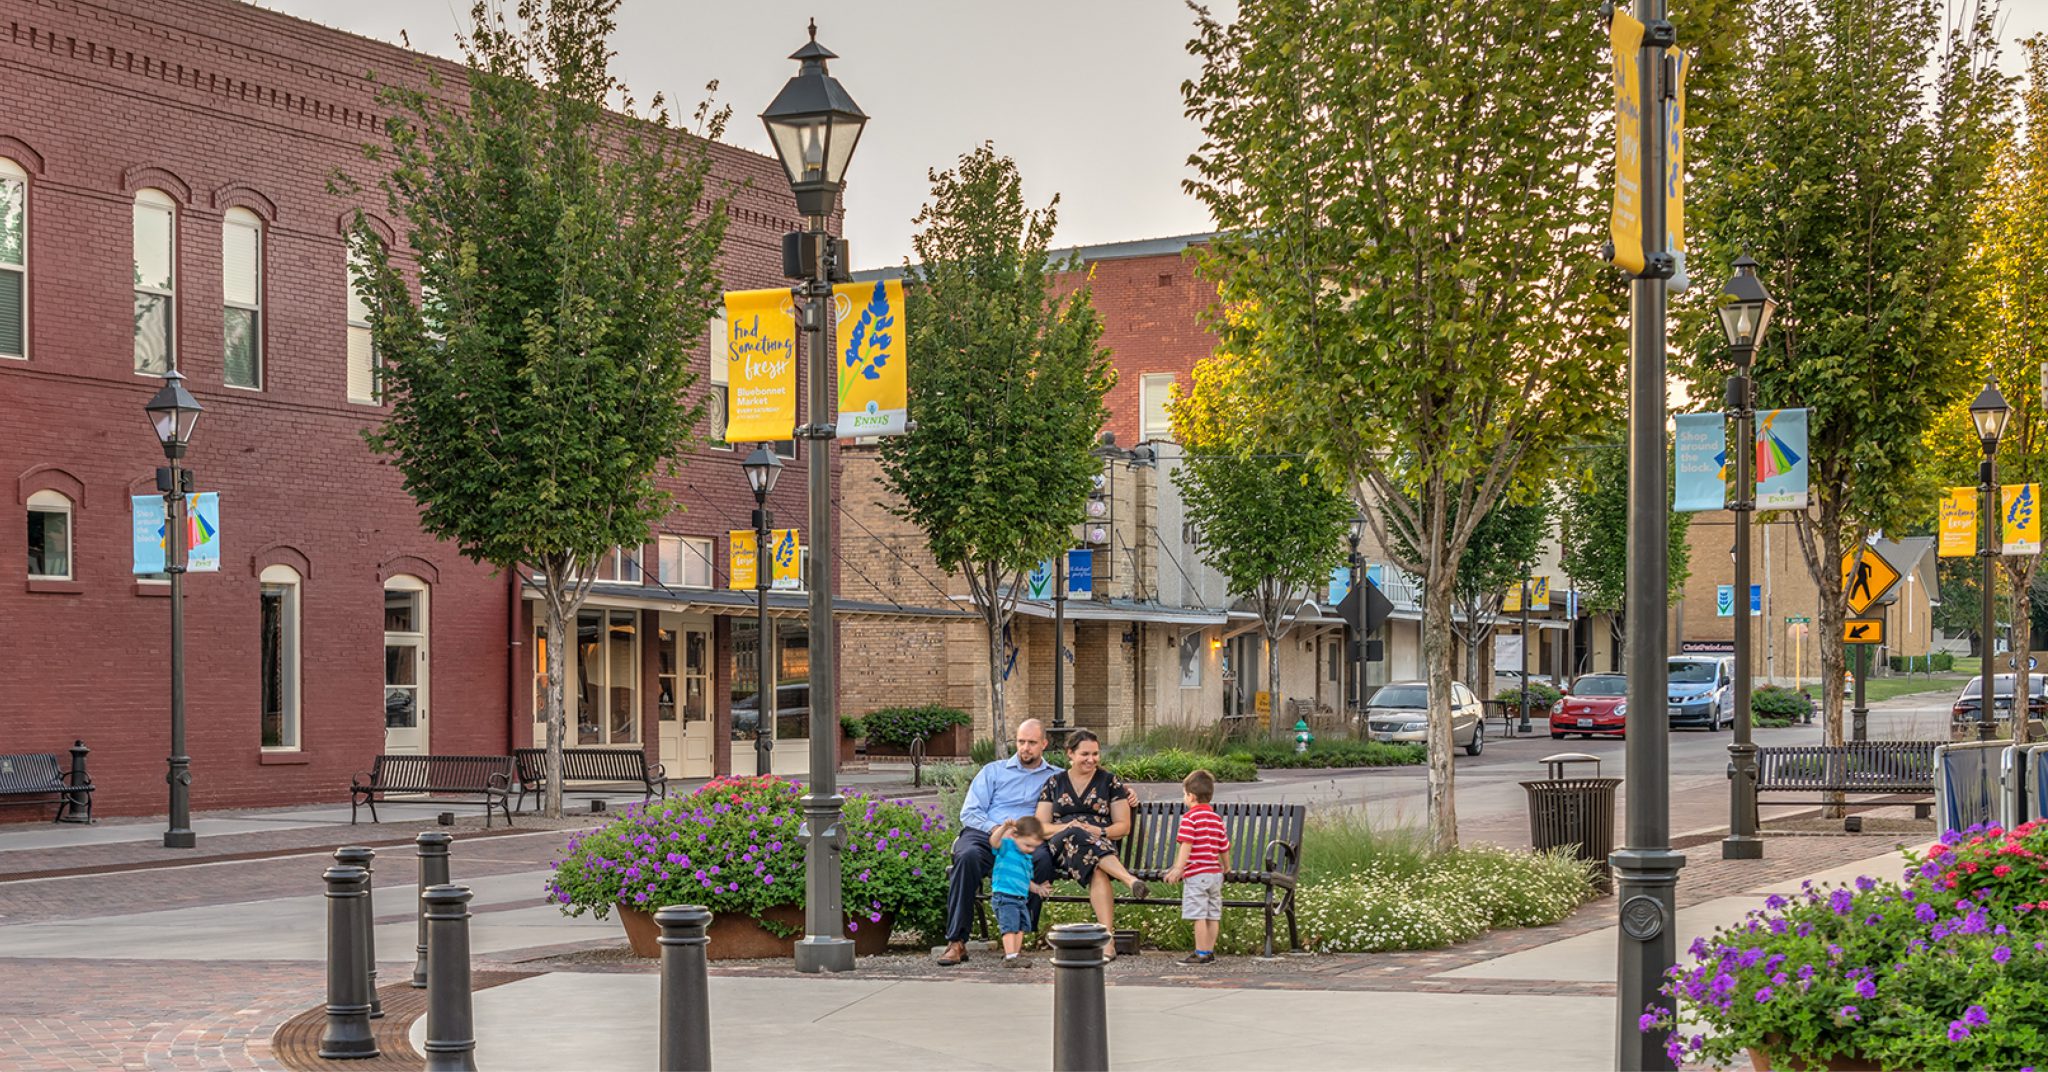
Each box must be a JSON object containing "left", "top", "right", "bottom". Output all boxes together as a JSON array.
[
  {"left": 1390, "top": 495, "right": 1550, "bottom": 689},
  {"left": 1556, "top": 438, "right": 1694, "bottom": 668},
  {"left": 1680, "top": 0, "right": 2009, "bottom": 767},
  {"left": 878, "top": 145, "right": 1113, "bottom": 744},
  {"left": 1183, "top": 0, "right": 1680, "bottom": 848},
  {"left": 1173, "top": 357, "right": 1354, "bottom": 721},
  {"left": 1923, "top": 35, "right": 2048, "bottom": 739},
  {"left": 347, "top": 0, "right": 729, "bottom": 817}
]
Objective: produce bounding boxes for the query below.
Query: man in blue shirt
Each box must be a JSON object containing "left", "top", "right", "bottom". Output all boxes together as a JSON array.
[{"left": 938, "top": 718, "right": 1061, "bottom": 965}]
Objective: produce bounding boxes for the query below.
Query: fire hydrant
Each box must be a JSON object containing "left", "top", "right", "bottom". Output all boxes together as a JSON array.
[{"left": 1294, "top": 718, "right": 1314, "bottom": 754}]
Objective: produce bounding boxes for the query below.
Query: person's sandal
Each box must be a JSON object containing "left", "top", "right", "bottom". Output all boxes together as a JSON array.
[{"left": 936, "top": 945, "right": 969, "bottom": 966}]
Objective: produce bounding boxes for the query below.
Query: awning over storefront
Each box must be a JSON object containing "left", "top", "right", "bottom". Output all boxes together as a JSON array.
[
  {"left": 1008, "top": 598, "right": 1229, "bottom": 627},
  {"left": 525, "top": 577, "right": 976, "bottom": 621}
]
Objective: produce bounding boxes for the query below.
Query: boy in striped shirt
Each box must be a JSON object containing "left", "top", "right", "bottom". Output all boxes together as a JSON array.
[{"left": 1162, "top": 768, "right": 1228, "bottom": 965}]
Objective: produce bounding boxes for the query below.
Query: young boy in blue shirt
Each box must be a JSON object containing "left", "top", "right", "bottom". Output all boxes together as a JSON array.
[{"left": 988, "top": 815, "right": 1053, "bottom": 966}]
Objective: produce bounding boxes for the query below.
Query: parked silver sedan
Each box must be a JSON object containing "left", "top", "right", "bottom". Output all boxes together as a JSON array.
[{"left": 1365, "top": 681, "right": 1485, "bottom": 756}]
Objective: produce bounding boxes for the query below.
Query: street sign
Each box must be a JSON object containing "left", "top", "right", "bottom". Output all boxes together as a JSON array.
[
  {"left": 1786, "top": 615, "right": 1810, "bottom": 625},
  {"left": 1338, "top": 578, "right": 1395, "bottom": 635},
  {"left": 1843, "top": 617, "right": 1885, "bottom": 645},
  {"left": 1841, "top": 547, "right": 1902, "bottom": 617}
]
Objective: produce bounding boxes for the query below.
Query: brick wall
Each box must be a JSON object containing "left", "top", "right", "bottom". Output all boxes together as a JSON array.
[
  {"left": 0, "top": 0, "right": 820, "bottom": 815},
  {"left": 1061, "top": 245, "right": 1219, "bottom": 448}
]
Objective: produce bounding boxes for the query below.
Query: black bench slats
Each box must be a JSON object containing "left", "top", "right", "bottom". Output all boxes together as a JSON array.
[
  {"left": 350, "top": 755, "right": 513, "bottom": 828},
  {"left": 511, "top": 747, "right": 668, "bottom": 813},
  {"left": 980, "top": 800, "right": 1308, "bottom": 957},
  {"left": 1755, "top": 742, "right": 1937, "bottom": 814},
  {"left": 0, "top": 749, "right": 92, "bottom": 823}
]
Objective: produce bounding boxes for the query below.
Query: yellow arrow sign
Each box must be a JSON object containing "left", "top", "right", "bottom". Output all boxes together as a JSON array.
[
  {"left": 1841, "top": 547, "right": 1901, "bottom": 617},
  {"left": 1843, "top": 617, "right": 1885, "bottom": 645}
]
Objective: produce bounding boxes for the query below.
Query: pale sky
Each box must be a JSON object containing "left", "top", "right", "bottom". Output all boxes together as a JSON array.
[{"left": 256, "top": 0, "right": 2044, "bottom": 272}]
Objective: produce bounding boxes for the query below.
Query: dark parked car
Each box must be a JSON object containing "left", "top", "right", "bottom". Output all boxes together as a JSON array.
[{"left": 1950, "top": 674, "right": 2048, "bottom": 733}]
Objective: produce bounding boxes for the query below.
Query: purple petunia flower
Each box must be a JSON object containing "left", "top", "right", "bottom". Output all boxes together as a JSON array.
[
  {"left": 1964, "top": 1005, "right": 1989, "bottom": 1027},
  {"left": 1994, "top": 946, "right": 2012, "bottom": 964},
  {"left": 1949, "top": 1021, "right": 1972, "bottom": 1042}
]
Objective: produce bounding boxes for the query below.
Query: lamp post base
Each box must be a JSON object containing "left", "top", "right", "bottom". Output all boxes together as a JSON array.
[
  {"left": 1719, "top": 835, "right": 1762, "bottom": 860},
  {"left": 163, "top": 829, "right": 196, "bottom": 850},
  {"left": 793, "top": 937, "right": 855, "bottom": 974}
]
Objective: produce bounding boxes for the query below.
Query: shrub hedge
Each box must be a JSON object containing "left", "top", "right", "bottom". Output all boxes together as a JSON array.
[
  {"left": 858, "top": 705, "right": 971, "bottom": 748},
  {"left": 1751, "top": 684, "right": 1813, "bottom": 727}
]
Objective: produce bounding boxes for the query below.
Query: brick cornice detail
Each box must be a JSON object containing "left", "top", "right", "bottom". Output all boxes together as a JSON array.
[
  {"left": 17, "top": 463, "right": 85, "bottom": 507},
  {"left": 121, "top": 164, "right": 192, "bottom": 203},
  {"left": 250, "top": 542, "right": 314, "bottom": 579},
  {"left": 211, "top": 182, "right": 279, "bottom": 222},
  {"left": 0, "top": 135, "right": 46, "bottom": 175}
]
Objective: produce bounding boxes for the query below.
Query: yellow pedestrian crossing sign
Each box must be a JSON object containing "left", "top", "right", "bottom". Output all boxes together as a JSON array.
[
  {"left": 1841, "top": 548, "right": 1901, "bottom": 617},
  {"left": 1843, "top": 617, "right": 1885, "bottom": 645}
]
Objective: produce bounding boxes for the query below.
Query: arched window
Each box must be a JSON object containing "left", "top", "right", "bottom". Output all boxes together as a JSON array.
[
  {"left": 26, "top": 489, "right": 71, "bottom": 580},
  {"left": 133, "top": 188, "right": 177, "bottom": 376},
  {"left": 222, "top": 208, "right": 262, "bottom": 388},
  {"left": 260, "top": 563, "right": 302, "bottom": 749},
  {"left": 0, "top": 158, "right": 26, "bottom": 360},
  {"left": 346, "top": 248, "right": 378, "bottom": 403}
]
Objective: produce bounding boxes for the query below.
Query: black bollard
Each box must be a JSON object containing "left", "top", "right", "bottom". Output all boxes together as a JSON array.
[
  {"left": 319, "top": 864, "right": 379, "bottom": 1059},
  {"left": 413, "top": 831, "right": 454, "bottom": 988},
  {"left": 656, "top": 904, "right": 714, "bottom": 1072},
  {"left": 333, "top": 846, "right": 381, "bottom": 1019},
  {"left": 422, "top": 883, "right": 479, "bottom": 1072},
  {"left": 1049, "top": 922, "right": 1110, "bottom": 1072},
  {"left": 63, "top": 740, "right": 91, "bottom": 823}
]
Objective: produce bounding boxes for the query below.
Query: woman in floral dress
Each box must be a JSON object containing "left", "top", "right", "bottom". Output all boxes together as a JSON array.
[{"left": 1035, "top": 730, "right": 1149, "bottom": 951}]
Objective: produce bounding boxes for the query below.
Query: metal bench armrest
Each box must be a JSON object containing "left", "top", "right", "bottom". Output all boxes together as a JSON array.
[
  {"left": 1261, "top": 837, "right": 1300, "bottom": 880},
  {"left": 349, "top": 770, "right": 376, "bottom": 790},
  {"left": 488, "top": 772, "right": 512, "bottom": 792},
  {"left": 647, "top": 762, "right": 667, "bottom": 783}
]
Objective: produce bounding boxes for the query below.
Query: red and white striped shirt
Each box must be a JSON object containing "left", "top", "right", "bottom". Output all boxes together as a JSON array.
[{"left": 1177, "top": 804, "right": 1229, "bottom": 877}]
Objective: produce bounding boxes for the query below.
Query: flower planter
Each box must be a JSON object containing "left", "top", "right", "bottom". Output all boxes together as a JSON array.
[
  {"left": 866, "top": 723, "right": 970, "bottom": 758},
  {"left": 617, "top": 903, "right": 894, "bottom": 960},
  {"left": 1748, "top": 1047, "right": 1885, "bottom": 1071}
]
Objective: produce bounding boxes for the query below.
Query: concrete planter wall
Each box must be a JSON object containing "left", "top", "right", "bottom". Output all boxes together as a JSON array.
[{"left": 617, "top": 903, "right": 893, "bottom": 960}]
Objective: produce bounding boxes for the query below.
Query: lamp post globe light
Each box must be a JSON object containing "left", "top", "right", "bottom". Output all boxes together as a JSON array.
[
  {"left": 762, "top": 20, "right": 864, "bottom": 975},
  {"left": 743, "top": 447, "right": 784, "bottom": 777},
  {"left": 145, "top": 369, "right": 203, "bottom": 850},
  {"left": 1718, "top": 254, "right": 1774, "bottom": 862},
  {"left": 1971, "top": 381, "right": 2011, "bottom": 743}
]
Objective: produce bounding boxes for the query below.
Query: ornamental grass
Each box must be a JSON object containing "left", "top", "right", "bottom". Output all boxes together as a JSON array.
[
  {"left": 1643, "top": 821, "right": 2048, "bottom": 1069},
  {"left": 545, "top": 775, "right": 951, "bottom": 940}
]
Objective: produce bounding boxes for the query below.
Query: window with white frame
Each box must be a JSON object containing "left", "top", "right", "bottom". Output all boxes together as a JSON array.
[
  {"left": 26, "top": 490, "right": 71, "bottom": 580},
  {"left": 346, "top": 249, "right": 378, "bottom": 403},
  {"left": 1179, "top": 632, "right": 1203, "bottom": 688},
  {"left": 0, "top": 158, "right": 27, "bottom": 360},
  {"left": 133, "top": 189, "right": 176, "bottom": 376},
  {"left": 1140, "top": 373, "right": 1177, "bottom": 441},
  {"left": 706, "top": 313, "right": 732, "bottom": 451},
  {"left": 260, "top": 564, "right": 302, "bottom": 749},
  {"left": 595, "top": 546, "right": 643, "bottom": 584},
  {"left": 657, "top": 535, "right": 714, "bottom": 588},
  {"left": 222, "top": 208, "right": 262, "bottom": 389}
]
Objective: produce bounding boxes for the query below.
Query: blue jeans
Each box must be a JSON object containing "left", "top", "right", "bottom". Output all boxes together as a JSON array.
[
  {"left": 992, "top": 892, "right": 1032, "bottom": 934},
  {"left": 946, "top": 828, "right": 1055, "bottom": 942}
]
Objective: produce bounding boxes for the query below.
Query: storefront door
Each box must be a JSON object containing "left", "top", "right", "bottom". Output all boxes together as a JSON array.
[
  {"left": 658, "top": 617, "right": 715, "bottom": 779},
  {"left": 383, "top": 579, "right": 429, "bottom": 754}
]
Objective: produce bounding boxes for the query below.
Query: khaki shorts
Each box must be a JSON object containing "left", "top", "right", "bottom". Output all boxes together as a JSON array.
[{"left": 1180, "top": 872, "right": 1223, "bottom": 920}]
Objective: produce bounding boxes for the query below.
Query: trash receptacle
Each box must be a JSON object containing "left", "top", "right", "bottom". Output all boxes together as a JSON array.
[{"left": 1523, "top": 753, "right": 1620, "bottom": 892}]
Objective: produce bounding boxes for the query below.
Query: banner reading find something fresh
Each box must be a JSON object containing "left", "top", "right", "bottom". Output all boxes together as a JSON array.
[{"left": 723, "top": 289, "right": 797, "bottom": 443}]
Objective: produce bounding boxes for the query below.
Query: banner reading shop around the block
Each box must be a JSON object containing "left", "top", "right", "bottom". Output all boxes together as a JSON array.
[
  {"left": 723, "top": 288, "right": 797, "bottom": 443},
  {"left": 1939, "top": 487, "right": 1978, "bottom": 558},
  {"left": 1754, "top": 408, "right": 1809, "bottom": 509},
  {"left": 132, "top": 493, "right": 220, "bottom": 574},
  {"left": 1672, "top": 412, "right": 1726, "bottom": 512},
  {"left": 832, "top": 278, "right": 908, "bottom": 438},
  {"left": 2004, "top": 484, "right": 2041, "bottom": 556}
]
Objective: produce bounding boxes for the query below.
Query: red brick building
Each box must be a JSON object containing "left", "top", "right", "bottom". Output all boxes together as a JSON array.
[
  {"left": 1059, "top": 233, "right": 1220, "bottom": 447},
  {"left": 0, "top": 0, "right": 897, "bottom": 818}
]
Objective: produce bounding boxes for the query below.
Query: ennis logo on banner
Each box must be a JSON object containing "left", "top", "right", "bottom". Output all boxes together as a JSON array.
[
  {"left": 832, "top": 278, "right": 908, "bottom": 438},
  {"left": 723, "top": 289, "right": 797, "bottom": 442}
]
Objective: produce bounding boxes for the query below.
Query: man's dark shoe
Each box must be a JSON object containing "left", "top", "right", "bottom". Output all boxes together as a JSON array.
[
  {"left": 1179, "top": 951, "right": 1216, "bottom": 966},
  {"left": 936, "top": 942, "right": 969, "bottom": 966},
  {"left": 1128, "top": 879, "right": 1151, "bottom": 901}
]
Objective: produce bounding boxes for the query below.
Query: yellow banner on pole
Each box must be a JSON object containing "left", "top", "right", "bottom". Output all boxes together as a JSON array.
[
  {"left": 723, "top": 288, "right": 797, "bottom": 443},
  {"left": 729, "top": 530, "right": 758, "bottom": 591},
  {"left": 1664, "top": 47, "right": 1689, "bottom": 291},
  {"left": 1530, "top": 576, "right": 1550, "bottom": 611},
  {"left": 1939, "top": 487, "right": 1977, "bottom": 558},
  {"left": 833, "top": 278, "right": 908, "bottom": 438},
  {"left": 770, "top": 528, "right": 802, "bottom": 590},
  {"left": 1607, "top": 10, "right": 1647, "bottom": 275},
  {"left": 1504, "top": 584, "right": 1522, "bottom": 614},
  {"left": 2004, "top": 484, "right": 2040, "bottom": 556}
]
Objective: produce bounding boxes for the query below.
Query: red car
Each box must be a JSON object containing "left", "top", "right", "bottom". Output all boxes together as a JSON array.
[{"left": 1551, "top": 673, "right": 1628, "bottom": 739}]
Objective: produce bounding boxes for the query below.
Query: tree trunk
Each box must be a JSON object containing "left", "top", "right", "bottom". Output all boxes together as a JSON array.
[
  {"left": 541, "top": 593, "right": 572, "bottom": 820},
  {"left": 986, "top": 607, "right": 1009, "bottom": 750},
  {"left": 1266, "top": 626, "right": 1283, "bottom": 735},
  {"left": 1814, "top": 525, "right": 1848, "bottom": 818},
  {"left": 2012, "top": 560, "right": 2036, "bottom": 746},
  {"left": 1422, "top": 567, "right": 1460, "bottom": 851}
]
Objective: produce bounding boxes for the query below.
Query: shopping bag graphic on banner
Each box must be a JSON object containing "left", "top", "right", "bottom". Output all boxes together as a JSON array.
[{"left": 1754, "top": 409, "right": 1809, "bottom": 509}]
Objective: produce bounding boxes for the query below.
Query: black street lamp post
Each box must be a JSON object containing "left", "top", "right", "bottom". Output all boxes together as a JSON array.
[
  {"left": 146, "top": 370, "right": 203, "bottom": 850},
  {"left": 1718, "top": 254, "right": 1775, "bottom": 862},
  {"left": 1970, "top": 381, "right": 2011, "bottom": 743},
  {"left": 743, "top": 447, "right": 784, "bottom": 777},
  {"left": 762, "top": 20, "right": 865, "bottom": 975},
  {"left": 1347, "top": 517, "right": 1365, "bottom": 714},
  {"left": 1613, "top": 0, "right": 1687, "bottom": 1065}
]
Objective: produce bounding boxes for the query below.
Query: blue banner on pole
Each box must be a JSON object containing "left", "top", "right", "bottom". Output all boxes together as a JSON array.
[
  {"left": 1365, "top": 564, "right": 1385, "bottom": 589},
  {"left": 1750, "top": 583, "right": 1762, "bottom": 616},
  {"left": 1716, "top": 584, "right": 1735, "bottom": 617},
  {"left": 1674, "top": 412, "right": 1727, "bottom": 513},
  {"left": 132, "top": 493, "right": 220, "bottom": 574},
  {"left": 1329, "top": 564, "right": 1353, "bottom": 607},
  {"left": 1755, "top": 408, "right": 1809, "bottom": 509},
  {"left": 1066, "top": 550, "right": 1094, "bottom": 597}
]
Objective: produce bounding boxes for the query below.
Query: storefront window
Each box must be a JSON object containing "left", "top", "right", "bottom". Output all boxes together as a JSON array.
[
  {"left": 730, "top": 618, "right": 809, "bottom": 743},
  {"left": 568, "top": 608, "right": 639, "bottom": 745}
]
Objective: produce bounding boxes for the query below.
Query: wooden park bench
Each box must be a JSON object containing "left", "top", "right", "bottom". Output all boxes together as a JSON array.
[
  {"left": 512, "top": 747, "right": 669, "bottom": 814},
  {"left": 975, "top": 800, "right": 1308, "bottom": 957},
  {"left": 1754, "top": 741, "right": 1937, "bottom": 819},
  {"left": 0, "top": 742, "right": 93, "bottom": 823},
  {"left": 349, "top": 754, "right": 514, "bottom": 828}
]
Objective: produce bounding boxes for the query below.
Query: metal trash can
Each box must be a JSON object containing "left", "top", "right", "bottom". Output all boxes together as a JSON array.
[{"left": 1522, "top": 753, "right": 1620, "bottom": 892}]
